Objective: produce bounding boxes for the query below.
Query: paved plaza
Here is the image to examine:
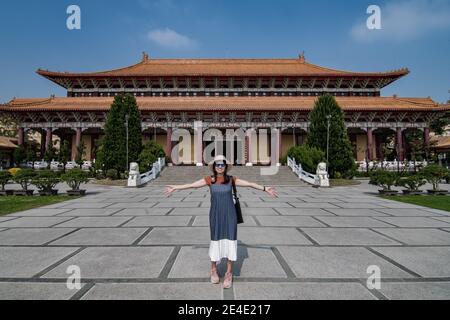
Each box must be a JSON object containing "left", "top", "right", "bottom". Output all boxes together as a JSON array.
[{"left": 1, "top": 173, "right": 450, "bottom": 300}]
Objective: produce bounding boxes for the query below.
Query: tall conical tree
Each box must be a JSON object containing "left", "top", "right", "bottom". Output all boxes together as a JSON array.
[
  {"left": 307, "top": 94, "right": 355, "bottom": 178},
  {"left": 101, "top": 94, "right": 142, "bottom": 175},
  {"left": 123, "top": 94, "right": 143, "bottom": 164}
]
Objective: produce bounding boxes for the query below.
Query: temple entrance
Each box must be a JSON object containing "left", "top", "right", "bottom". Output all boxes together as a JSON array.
[{"left": 203, "top": 129, "right": 245, "bottom": 165}]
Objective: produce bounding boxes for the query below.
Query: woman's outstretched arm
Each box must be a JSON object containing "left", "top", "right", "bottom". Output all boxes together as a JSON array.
[
  {"left": 235, "top": 178, "right": 278, "bottom": 198},
  {"left": 165, "top": 179, "right": 207, "bottom": 196}
]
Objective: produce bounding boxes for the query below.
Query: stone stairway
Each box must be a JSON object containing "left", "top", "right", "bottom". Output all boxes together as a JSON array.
[{"left": 149, "top": 165, "right": 309, "bottom": 186}]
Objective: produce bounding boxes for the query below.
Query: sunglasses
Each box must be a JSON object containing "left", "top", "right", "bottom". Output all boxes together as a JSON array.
[{"left": 215, "top": 163, "right": 226, "bottom": 168}]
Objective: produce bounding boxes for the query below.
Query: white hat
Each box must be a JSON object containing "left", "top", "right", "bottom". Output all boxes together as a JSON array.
[{"left": 208, "top": 155, "right": 233, "bottom": 172}]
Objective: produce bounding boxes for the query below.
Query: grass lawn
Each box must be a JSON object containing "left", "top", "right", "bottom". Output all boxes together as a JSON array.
[
  {"left": 0, "top": 196, "right": 76, "bottom": 217},
  {"left": 383, "top": 195, "right": 450, "bottom": 212}
]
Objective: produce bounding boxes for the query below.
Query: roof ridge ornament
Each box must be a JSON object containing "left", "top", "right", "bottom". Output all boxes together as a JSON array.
[
  {"left": 142, "top": 52, "right": 150, "bottom": 62},
  {"left": 299, "top": 51, "right": 306, "bottom": 63}
]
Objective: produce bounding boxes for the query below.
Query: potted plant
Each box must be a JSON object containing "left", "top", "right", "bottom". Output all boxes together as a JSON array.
[
  {"left": 32, "top": 170, "right": 60, "bottom": 196},
  {"left": 61, "top": 168, "right": 89, "bottom": 196},
  {"left": 0, "top": 171, "right": 13, "bottom": 196},
  {"left": 369, "top": 170, "right": 399, "bottom": 195},
  {"left": 396, "top": 174, "right": 426, "bottom": 195},
  {"left": 421, "top": 164, "right": 450, "bottom": 195},
  {"left": 12, "top": 168, "right": 36, "bottom": 196}
]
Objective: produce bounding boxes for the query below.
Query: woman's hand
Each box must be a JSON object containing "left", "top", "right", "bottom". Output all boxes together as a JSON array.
[
  {"left": 164, "top": 186, "right": 177, "bottom": 196},
  {"left": 265, "top": 187, "right": 278, "bottom": 198}
]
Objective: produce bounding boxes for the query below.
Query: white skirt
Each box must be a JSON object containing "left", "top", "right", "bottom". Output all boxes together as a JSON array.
[{"left": 209, "top": 239, "right": 238, "bottom": 262}]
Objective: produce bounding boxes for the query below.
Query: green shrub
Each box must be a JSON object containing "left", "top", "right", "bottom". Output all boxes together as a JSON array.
[
  {"left": 106, "top": 169, "right": 119, "bottom": 180},
  {"left": 12, "top": 169, "right": 36, "bottom": 191},
  {"left": 421, "top": 165, "right": 450, "bottom": 191},
  {"left": 0, "top": 171, "right": 12, "bottom": 191},
  {"left": 139, "top": 140, "right": 166, "bottom": 172},
  {"left": 32, "top": 170, "right": 60, "bottom": 192},
  {"left": 287, "top": 145, "right": 325, "bottom": 173},
  {"left": 396, "top": 174, "right": 427, "bottom": 192},
  {"left": 61, "top": 169, "right": 89, "bottom": 191},
  {"left": 369, "top": 170, "right": 398, "bottom": 191}
]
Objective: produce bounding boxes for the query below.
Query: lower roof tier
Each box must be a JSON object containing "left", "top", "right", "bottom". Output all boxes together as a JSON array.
[{"left": 1, "top": 96, "right": 448, "bottom": 112}]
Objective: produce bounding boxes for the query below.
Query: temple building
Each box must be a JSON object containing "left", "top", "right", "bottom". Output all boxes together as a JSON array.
[{"left": 1, "top": 53, "right": 449, "bottom": 166}]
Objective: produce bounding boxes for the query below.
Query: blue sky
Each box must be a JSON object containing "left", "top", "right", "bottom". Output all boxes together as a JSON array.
[{"left": 0, "top": 0, "right": 449, "bottom": 102}]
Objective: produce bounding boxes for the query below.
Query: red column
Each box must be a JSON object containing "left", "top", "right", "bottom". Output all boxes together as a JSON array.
[
  {"left": 75, "top": 128, "right": 82, "bottom": 147},
  {"left": 166, "top": 127, "right": 172, "bottom": 159},
  {"left": 18, "top": 128, "right": 24, "bottom": 146},
  {"left": 424, "top": 127, "right": 430, "bottom": 147},
  {"left": 367, "top": 128, "right": 374, "bottom": 161},
  {"left": 396, "top": 128, "right": 404, "bottom": 161},
  {"left": 46, "top": 128, "right": 52, "bottom": 152},
  {"left": 40, "top": 132, "right": 46, "bottom": 155}
]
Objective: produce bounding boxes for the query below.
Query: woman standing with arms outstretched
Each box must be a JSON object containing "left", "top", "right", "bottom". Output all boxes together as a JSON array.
[{"left": 165, "top": 155, "right": 278, "bottom": 289}]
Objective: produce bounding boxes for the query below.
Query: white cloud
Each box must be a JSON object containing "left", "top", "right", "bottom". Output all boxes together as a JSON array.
[
  {"left": 351, "top": 0, "right": 450, "bottom": 42},
  {"left": 147, "top": 28, "right": 197, "bottom": 49}
]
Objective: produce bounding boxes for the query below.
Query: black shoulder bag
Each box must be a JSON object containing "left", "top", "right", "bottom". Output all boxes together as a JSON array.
[{"left": 231, "top": 176, "right": 244, "bottom": 224}]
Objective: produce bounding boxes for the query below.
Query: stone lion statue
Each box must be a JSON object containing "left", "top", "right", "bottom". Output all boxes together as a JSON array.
[
  {"left": 316, "top": 162, "right": 330, "bottom": 187},
  {"left": 128, "top": 162, "right": 141, "bottom": 187}
]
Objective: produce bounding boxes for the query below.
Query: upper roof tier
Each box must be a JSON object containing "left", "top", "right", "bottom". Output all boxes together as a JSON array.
[
  {"left": 1, "top": 96, "right": 447, "bottom": 112},
  {"left": 37, "top": 54, "right": 409, "bottom": 79}
]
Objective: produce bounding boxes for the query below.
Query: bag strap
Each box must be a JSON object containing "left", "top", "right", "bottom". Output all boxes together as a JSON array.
[{"left": 231, "top": 176, "right": 239, "bottom": 200}]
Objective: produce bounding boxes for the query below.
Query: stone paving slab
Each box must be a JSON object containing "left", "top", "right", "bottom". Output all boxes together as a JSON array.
[
  {"left": 108, "top": 203, "right": 157, "bottom": 209},
  {"left": 238, "top": 227, "right": 312, "bottom": 245},
  {"left": 374, "top": 217, "right": 450, "bottom": 228},
  {"left": 277, "top": 247, "right": 414, "bottom": 279},
  {"left": 8, "top": 208, "right": 74, "bottom": 217},
  {"left": 113, "top": 208, "right": 172, "bottom": 216},
  {"left": 57, "top": 209, "right": 123, "bottom": 217},
  {"left": 325, "top": 209, "right": 389, "bottom": 217},
  {"left": 243, "top": 202, "right": 294, "bottom": 208},
  {"left": 374, "top": 209, "right": 448, "bottom": 217},
  {"left": 81, "top": 283, "right": 223, "bottom": 300},
  {"left": 0, "top": 217, "right": 74, "bottom": 228},
  {"left": 139, "top": 227, "right": 210, "bottom": 245},
  {"left": 233, "top": 283, "right": 377, "bottom": 300},
  {"left": 275, "top": 208, "right": 335, "bottom": 216},
  {"left": 301, "top": 228, "right": 402, "bottom": 246},
  {"left": 332, "top": 203, "right": 391, "bottom": 209},
  {"left": 155, "top": 202, "right": 201, "bottom": 208},
  {"left": 373, "top": 228, "right": 450, "bottom": 245},
  {"left": 60, "top": 202, "right": 116, "bottom": 209},
  {"left": 313, "top": 217, "right": 396, "bottom": 228},
  {"left": 378, "top": 282, "right": 450, "bottom": 300},
  {"left": 54, "top": 217, "right": 132, "bottom": 228},
  {"left": 123, "top": 216, "right": 192, "bottom": 227},
  {"left": 49, "top": 228, "right": 147, "bottom": 246},
  {"left": 169, "top": 246, "right": 287, "bottom": 278},
  {"left": 169, "top": 208, "right": 210, "bottom": 215},
  {"left": 288, "top": 202, "right": 341, "bottom": 209},
  {"left": 0, "top": 282, "right": 83, "bottom": 300},
  {"left": 371, "top": 247, "right": 450, "bottom": 278},
  {"left": 0, "top": 217, "right": 17, "bottom": 223},
  {"left": 0, "top": 247, "right": 79, "bottom": 278},
  {"left": 255, "top": 216, "right": 326, "bottom": 227},
  {"left": 239, "top": 208, "right": 282, "bottom": 216},
  {"left": 0, "top": 228, "right": 77, "bottom": 245},
  {"left": 42, "top": 247, "right": 174, "bottom": 279},
  {"left": 430, "top": 216, "right": 450, "bottom": 223}
]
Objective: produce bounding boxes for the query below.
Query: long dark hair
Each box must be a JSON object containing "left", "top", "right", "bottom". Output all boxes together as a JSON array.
[{"left": 212, "top": 161, "right": 231, "bottom": 184}]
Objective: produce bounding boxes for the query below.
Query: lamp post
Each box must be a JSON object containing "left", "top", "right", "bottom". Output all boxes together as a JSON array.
[
  {"left": 125, "top": 114, "right": 129, "bottom": 172},
  {"left": 326, "top": 115, "right": 332, "bottom": 172}
]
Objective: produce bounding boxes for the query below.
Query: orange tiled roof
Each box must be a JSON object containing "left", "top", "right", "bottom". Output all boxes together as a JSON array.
[
  {"left": 0, "top": 136, "right": 18, "bottom": 149},
  {"left": 431, "top": 135, "right": 450, "bottom": 149},
  {"left": 37, "top": 57, "right": 410, "bottom": 78},
  {"left": 0, "top": 96, "right": 447, "bottom": 112}
]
